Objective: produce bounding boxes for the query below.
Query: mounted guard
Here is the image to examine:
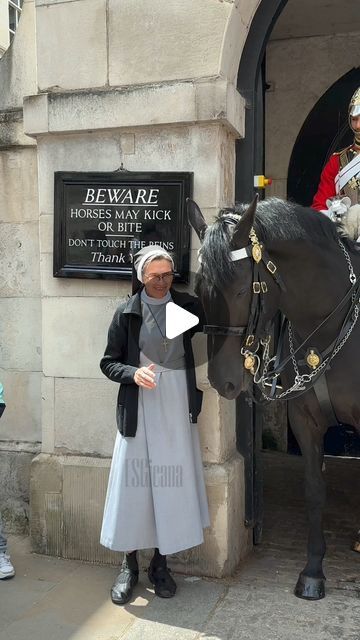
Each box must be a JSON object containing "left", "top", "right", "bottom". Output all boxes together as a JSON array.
[
  {"left": 188, "top": 195, "right": 360, "bottom": 601},
  {"left": 312, "top": 87, "right": 360, "bottom": 223}
]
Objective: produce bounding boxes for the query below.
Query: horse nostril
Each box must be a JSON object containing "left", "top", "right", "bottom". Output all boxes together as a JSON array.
[{"left": 224, "top": 382, "right": 235, "bottom": 395}]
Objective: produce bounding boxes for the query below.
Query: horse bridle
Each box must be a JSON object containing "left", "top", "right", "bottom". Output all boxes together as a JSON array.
[
  {"left": 203, "top": 221, "right": 286, "bottom": 356},
  {"left": 201, "top": 218, "right": 360, "bottom": 401}
]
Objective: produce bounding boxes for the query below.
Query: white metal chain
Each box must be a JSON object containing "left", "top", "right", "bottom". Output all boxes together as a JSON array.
[
  {"left": 338, "top": 238, "right": 357, "bottom": 285},
  {"left": 258, "top": 239, "right": 359, "bottom": 401}
]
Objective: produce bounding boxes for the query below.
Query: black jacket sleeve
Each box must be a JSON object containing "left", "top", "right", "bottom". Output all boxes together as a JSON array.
[{"left": 100, "top": 305, "right": 138, "bottom": 384}]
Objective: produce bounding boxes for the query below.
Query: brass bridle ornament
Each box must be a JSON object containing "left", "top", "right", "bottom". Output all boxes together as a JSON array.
[{"left": 200, "top": 220, "right": 360, "bottom": 402}]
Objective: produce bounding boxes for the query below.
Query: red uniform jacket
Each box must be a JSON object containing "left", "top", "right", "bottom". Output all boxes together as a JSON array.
[
  {"left": 312, "top": 145, "right": 360, "bottom": 211},
  {"left": 312, "top": 154, "right": 340, "bottom": 211}
]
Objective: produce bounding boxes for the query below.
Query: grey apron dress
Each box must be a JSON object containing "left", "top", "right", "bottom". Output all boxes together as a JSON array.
[{"left": 100, "top": 289, "right": 210, "bottom": 555}]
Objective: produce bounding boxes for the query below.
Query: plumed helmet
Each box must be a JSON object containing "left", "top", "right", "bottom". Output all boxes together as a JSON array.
[
  {"left": 349, "top": 88, "right": 360, "bottom": 145},
  {"left": 349, "top": 87, "right": 360, "bottom": 119}
]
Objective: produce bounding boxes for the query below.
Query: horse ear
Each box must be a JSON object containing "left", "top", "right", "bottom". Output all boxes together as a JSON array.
[
  {"left": 187, "top": 198, "right": 208, "bottom": 241},
  {"left": 231, "top": 194, "right": 259, "bottom": 249}
]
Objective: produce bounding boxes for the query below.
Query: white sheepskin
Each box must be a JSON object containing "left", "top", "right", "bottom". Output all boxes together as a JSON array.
[{"left": 340, "top": 204, "right": 360, "bottom": 242}]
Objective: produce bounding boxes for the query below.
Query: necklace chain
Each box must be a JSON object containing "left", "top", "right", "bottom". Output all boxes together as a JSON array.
[{"left": 145, "top": 303, "right": 169, "bottom": 351}]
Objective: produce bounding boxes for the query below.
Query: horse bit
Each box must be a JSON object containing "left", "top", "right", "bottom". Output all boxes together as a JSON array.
[{"left": 201, "top": 215, "right": 360, "bottom": 401}]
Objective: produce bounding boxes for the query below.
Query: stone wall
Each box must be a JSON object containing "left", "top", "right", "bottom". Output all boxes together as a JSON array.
[
  {"left": 27, "top": 114, "right": 251, "bottom": 576},
  {"left": 0, "top": 0, "right": 39, "bottom": 531},
  {"left": 5, "top": 0, "right": 357, "bottom": 575},
  {"left": 0, "top": 0, "right": 9, "bottom": 55},
  {"left": 0, "top": 0, "right": 264, "bottom": 576}
]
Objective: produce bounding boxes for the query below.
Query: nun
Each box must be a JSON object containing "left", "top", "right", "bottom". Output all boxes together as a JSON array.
[{"left": 100, "top": 246, "right": 210, "bottom": 605}]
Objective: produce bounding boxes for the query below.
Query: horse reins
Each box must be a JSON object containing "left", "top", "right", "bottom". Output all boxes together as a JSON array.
[{"left": 202, "top": 219, "right": 360, "bottom": 402}]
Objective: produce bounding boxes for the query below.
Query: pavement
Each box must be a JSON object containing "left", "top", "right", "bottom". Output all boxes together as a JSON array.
[{"left": 1, "top": 452, "right": 359, "bottom": 640}]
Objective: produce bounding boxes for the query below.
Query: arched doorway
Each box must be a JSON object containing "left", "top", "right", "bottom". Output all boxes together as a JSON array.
[{"left": 235, "top": 0, "right": 360, "bottom": 544}]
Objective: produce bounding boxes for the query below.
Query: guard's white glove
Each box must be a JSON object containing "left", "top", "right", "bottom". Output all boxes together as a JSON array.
[
  {"left": 325, "top": 196, "right": 351, "bottom": 221},
  {"left": 340, "top": 204, "right": 360, "bottom": 242}
]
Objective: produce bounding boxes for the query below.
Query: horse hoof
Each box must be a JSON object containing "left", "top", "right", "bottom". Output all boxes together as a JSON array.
[
  {"left": 294, "top": 574, "right": 326, "bottom": 600},
  {"left": 352, "top": 539, "right": 360, "bottom": 553}
]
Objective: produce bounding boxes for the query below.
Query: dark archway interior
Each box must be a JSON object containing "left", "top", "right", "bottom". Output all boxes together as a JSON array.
[{"left": 287, "top": 67, "right": 360, "bottom": 207}]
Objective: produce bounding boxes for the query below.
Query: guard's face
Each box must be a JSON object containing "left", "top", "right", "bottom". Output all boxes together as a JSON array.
[
  {"left": 143, "top": 258, "right": 174, "bottom": 299},
  {"left": 351, "top": 115, "right": 360, "bottom": 133}
]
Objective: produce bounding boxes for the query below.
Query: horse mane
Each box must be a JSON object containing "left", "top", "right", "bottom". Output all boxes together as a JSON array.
[{"left": 198, "top": 197, "right": 352, "bottom": 292}]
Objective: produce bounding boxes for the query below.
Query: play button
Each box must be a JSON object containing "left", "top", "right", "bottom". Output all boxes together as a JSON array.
[{"left": 166, "top": 302, "right": 199, "bottom": 339}]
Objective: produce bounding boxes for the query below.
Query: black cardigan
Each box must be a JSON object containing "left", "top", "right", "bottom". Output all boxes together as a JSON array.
[{"left": 100, "top": 288, "right": 205, "bottom": 437}]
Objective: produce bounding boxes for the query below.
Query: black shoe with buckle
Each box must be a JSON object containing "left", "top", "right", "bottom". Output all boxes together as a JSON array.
[
  {"left": 111, "top": 552, "right": 139, "bottom": 605},
  {"left": 148, "top": 553, "right": 177, "bottom": 598}
]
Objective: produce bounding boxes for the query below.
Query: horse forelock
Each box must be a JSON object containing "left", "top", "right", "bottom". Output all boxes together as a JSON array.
[{"left": 198, "top": 217, "right": 236, "bottom": 293}]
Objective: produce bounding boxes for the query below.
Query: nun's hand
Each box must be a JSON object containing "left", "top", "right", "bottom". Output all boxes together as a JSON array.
[{"left": 134, "top": 363, "right": 157, "bottom": 389}]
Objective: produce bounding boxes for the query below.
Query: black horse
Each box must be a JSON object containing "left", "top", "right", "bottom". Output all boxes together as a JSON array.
[{"left": 188, "top": 196, "right": 360, "bottom": 600}]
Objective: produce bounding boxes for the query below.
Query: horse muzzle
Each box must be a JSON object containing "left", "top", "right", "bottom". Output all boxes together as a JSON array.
[{"left": 208, "top": 367, "right": 249, "bottom": 400}]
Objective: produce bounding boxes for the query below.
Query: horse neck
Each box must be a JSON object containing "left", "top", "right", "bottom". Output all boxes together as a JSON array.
[{"left": 267, "top": 238, "right": 357, "bottom": 338}]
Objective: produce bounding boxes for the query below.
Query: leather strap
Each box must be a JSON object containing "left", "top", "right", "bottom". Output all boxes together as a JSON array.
[
  {"left": 263, "top": 279, "right": 360, "bottom": 380},
  {"left": 204, "top": 325, "right": 246, "bottom": 336},
  {"left": 261, "top": 246, "right": 287, "bottom": 292},
  {"left": 313, "top": 371, "right": 340, "bottom": 427},
  {"left": 269, "top": 316, "right": 288, "bottom": 399}
]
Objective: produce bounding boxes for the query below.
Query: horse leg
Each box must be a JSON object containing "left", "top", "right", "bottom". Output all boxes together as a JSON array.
[
  {"left": 352, "top": 425, "right": 360, "bottom": 553},
  {"left": 289, "top": 403, "right": 327, "bottom": 600}
]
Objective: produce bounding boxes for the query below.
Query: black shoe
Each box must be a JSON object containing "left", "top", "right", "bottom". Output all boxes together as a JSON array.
[
  {"left": 111, "top": 553, "right": 139, "bottom": 605},
  {"left": 148, "top": 555, "right": 177, "bottom": 598}
]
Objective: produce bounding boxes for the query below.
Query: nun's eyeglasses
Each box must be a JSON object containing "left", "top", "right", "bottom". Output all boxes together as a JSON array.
[{"left": 144, "top": 271, "right": 174, "bottom": 283}]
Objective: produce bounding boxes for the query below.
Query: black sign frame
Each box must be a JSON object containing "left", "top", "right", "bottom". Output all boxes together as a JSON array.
[{"left": 53, "top": 171, "right": 193, "bottom": 282}]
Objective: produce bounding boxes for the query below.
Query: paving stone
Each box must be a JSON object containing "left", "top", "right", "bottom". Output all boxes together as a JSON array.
[
  {"left": 120, "top": 578, "right": 225, "bottom": 640},
  {"left": 1, "top": 451, "right": 359, "bottom": 640}
]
